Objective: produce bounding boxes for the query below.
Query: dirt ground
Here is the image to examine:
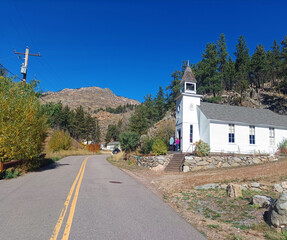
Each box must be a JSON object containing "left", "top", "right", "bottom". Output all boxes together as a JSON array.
[{"left": 119, "top": 157, "right": 287, "bottom": 240}]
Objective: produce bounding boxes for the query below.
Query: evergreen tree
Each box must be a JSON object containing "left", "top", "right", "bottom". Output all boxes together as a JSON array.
[
  {"left": 166, "top": 70, "right": 181, "bottom": 110},
  {"left": 251, "top": 44, "right": 268, "bottom": 89},
  {"left": 143, "top": 94, "right": 156, "bottom": 126},
  {"left": 217, "top": 33, "right": 229, "bottom": 90},
  {"left": 267, "top": 40, "right": 282, "bottom": 86},
  {"left": 129, "top": 105, "right": 149, "bottom": 135},
  {"left": 278, "top": 36, "right": 287, "bottom": 93},
  {"left": 234, "top": 35, "right": 250, "bottom": 97},
  {"left": 224, "top": 56, "right": 236, "bottom": 90},
  {"left": 154, "top": 86, "right": 166, "bottom": 122},
  {"left": 73, "top": 106, "right": 86, "bottom": 140},
  {"left": 197, "top": 42, "right": 221, "bottom": 96},
  {"left": 105, "top": 124, "right": 120, "bottom": 144}
]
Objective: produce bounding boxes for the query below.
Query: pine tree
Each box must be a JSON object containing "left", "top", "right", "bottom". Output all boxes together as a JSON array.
[
  {"left": 224, "top": 56, "right": 236, "bottom": 90},
  {"left": 234, "top": 35, "right": 250, "bottom": 97},
  {"left": 154, "top": 86, "right": 166, "bottom": 122},
  {"left": 251, "top": 44, "right": 268, "bottom": 89},
  {"left": 267, "top": 40, "right": 281, "bottom": 86},
  {"left": 129, "top": 105, "right": 149, "bottom": 135},
  {"left": 143, "top": 94, "right": 157, "bottom": 126},
  {"left": 278, "top": 36, "right": 287, "bottom": 93},
  {"left": 105, "top": 124, "right": 120, "bottom": 144},
  {"left": 166, "top": 70, "right": 181, "bottom": 110},
  {"left": 217, "top": 33, "right": 229, "bottom": 90},
  {"left": 197, "top": 42, "right": 220, "bottom": 96}
]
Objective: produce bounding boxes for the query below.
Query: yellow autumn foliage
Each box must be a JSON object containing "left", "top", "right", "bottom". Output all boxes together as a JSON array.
[{"left": 0, "top": 77, "right": 48, "bottom": 163}]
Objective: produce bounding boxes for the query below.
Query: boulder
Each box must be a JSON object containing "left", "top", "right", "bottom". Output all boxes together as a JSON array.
[
  {"left": 252, "top": 195, "right": 274, "bottom": 208},
  {"left": 252, "top": 158, "right": 262, "bottom": 164},
  {"left": 274, "top": 184, "right": 284, "bottom": 193},
  {"left": 269, "top": 192, "right": 287, "bottom": 227},
  {"left": 250, "top": 182, "right": 260, "bottom": 188},
  {"left": 194, "top": 183, "right": 219, "bottom": 190},
  {"left": 222, "top": 162, "right": 230, "bottom": 168},
  {"left": 197, "top": 161, "right": 209, "bottom": 166},
  {"left": 281, "top": 182, "right": 287, "bottom": 189},
  {"left": 226, "top": 183, "right": 242, "bottom": 198},
  {"left": 183, "top": 166, "right": 190, "bottom": 173}
]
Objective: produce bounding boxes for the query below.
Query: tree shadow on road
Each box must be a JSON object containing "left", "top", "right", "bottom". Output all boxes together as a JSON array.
[{"left": 35, "top": 159, "right": 70, "bottom": 172}]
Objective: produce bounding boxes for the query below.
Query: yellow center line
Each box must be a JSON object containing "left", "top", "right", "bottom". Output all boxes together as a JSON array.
[
  {"left": 49, "top": 157, "right": 89, "bottom": 240},
  {"left": 62, "top": 158, "right": 88, "bottom": 240}
]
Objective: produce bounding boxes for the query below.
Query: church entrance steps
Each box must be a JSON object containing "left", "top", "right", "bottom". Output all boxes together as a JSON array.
[{"left": 165, "top": 153, "right": 185, "bottom": 172}]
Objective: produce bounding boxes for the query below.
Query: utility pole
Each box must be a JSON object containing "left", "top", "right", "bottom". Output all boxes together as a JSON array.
[{"left": 14, "top": 46, "right": 41, "bottom": 84}]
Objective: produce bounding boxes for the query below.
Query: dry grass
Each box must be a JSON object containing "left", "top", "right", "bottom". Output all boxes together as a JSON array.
[{"left": 44, "top": 148, "right": 100, "bottom": 159}]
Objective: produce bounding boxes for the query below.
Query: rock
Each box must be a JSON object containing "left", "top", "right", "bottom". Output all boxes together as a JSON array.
[
  {"left": 197, "top": 161, "right": 209, "bottom": 166},
  {"left": 222, "top": 162, "right": 230, "bottom": 168},
  {"left": 281, "top": 182, "right": 287, "bottom": 189},
  {"left": 183, "top": 166, "right": 190, "bottom": 173},
  {"left": 241, "top": 185, "right": 248, "bottom": 191},
  {"left": 233, "top": 157, "right": 241, "bottom": 162},
  {"left": 220, "top": 184, "right": 228, "bottom": 189},
  {"left": 274, "top": 184, "right": 284, "bottom": 193},
  {"left": 231, "top": 162, "right": 240, "bottom": 167},
  {"left": 194, "top": 183, "right": 219, "bottom": 190},
  {"left": 217, "top": 162, "right": 222, "bottom": 168},
  {"left": 150, "top": 164, "right": 165, "bottom": 172},
  {"left": 226, "top": 183, "right": 242, "bottom": 198},
  {"left": 252, "top": 195, "right": 274, "bottom": 208},
  {"left": 269, "top": 192, "right": 287, "bottom": 227},
  {"left": 252, "top": 158, "right": 262, "bottom": 164},
  {"left": 250, "top": 182, "right": 260, "bottom": 188}
]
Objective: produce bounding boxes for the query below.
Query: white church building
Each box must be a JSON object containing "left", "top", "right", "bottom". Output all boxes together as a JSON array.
[{"left": 175, "top": 65, "right": 287, "bottom": 154}]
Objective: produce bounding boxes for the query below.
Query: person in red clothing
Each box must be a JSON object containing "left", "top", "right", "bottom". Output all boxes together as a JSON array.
[{"left": 175, "top": 138, "right": 180, "bottom": 151}]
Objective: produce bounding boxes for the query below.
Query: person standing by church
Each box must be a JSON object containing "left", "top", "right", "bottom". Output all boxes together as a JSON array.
[
  {"left": 175, "top": 137, "right": 180, "bottom": 152},
  {"left": 169, "top": 136, "right": 174, "bottom": 151}
]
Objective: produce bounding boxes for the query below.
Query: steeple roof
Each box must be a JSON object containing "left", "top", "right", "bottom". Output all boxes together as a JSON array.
[{"left": 180, "top": 65, "right": 197, "bottom": 84}]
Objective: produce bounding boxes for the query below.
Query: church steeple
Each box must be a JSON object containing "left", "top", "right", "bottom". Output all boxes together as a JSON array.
[{"left": 180, "top": 62, "right": 197, "bottom": 94}]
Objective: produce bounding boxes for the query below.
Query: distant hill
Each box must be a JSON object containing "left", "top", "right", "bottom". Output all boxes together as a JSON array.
[
  {"left": 41, "top": 87, "right": 140, "bottom": 111},
  {"left": 41, "top": 87, "right": 141, "bottom": 143}
]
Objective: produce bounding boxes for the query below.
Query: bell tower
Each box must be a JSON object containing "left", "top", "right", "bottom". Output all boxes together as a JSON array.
[{"left": 175, "top": 63, "right": 202, "bottom": 152}]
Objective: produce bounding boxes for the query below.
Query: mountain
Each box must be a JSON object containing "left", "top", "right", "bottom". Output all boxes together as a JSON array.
[
  {"left": 41, "top": 87, "right": 140, "bottom": 111},
  {"left": 41, "top": 87, "right": 141, "bottom": 143}
]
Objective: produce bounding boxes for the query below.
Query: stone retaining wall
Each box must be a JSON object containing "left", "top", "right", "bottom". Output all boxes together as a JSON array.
[
  {"left": 183, "top": 155, "right": 278, "bottom": 172},
  {"left": 129, "top": 154, "right": 172, "bottom": 168}
]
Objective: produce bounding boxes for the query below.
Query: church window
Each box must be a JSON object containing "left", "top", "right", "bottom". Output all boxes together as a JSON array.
[
  {"left": 249, "top": 126, "right": 255, "bottom": 144},
  {"left": 190, "top": 125, "right": 193, "bottom": 143},
  {"left": 269, "top": 128, "right": 275, "bottom": 146},
  {"left": 228, "top": 124, "right": 235, "bottom": 143}
]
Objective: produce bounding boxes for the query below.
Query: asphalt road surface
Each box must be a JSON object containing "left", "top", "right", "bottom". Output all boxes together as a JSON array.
[{"left": 0, "top": 155, "right": 206, "bottom": 240}]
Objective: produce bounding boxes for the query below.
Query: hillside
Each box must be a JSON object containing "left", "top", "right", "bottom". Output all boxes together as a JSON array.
[
  {"left": 41, "top": 87, "right": 140, "bottom": 111},
  {"left": 41, "top": 87, "right": 140, "bottom": 143}
]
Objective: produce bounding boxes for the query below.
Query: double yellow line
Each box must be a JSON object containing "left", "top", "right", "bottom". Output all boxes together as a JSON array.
[{"left": 50, "top": 157, "right": 89, "bottom": 240}]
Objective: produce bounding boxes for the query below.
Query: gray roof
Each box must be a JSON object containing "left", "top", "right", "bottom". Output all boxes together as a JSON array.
[
  {"left": 198, "top": 102, "right": 287, "bottom": 128},
  {"left": 180, "top": 66, "right": 197, "bottom": 84}
]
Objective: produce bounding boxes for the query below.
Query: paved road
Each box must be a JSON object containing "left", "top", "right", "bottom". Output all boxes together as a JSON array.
[{"left": 0, "top": 155, "right": 206, "bottom": 240}]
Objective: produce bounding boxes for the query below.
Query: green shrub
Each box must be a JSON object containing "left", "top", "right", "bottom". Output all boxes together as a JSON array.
[
  {"left": 140, "top": 138, "right": 154, "bottom": 155},
  {"left": 205, "top": 96, "right": 222, "bottom": 104},
  {"left": 49, "top": 130, "right": 72, "bottom": 152},
  {"left": 278, "top": 138, "right": 287, "bottom": 154},
  {"left": 119, "top": 131, "right": 140, "bottom": 153},
  {"left": 194, "top": 140, "right": 210, "bottom": 156},
  {"left": 0, "top": 77, "right": 47, "bottom": 163},
  {"left": 2, "top": 167, "right": 21, "bottom": 179},
  {"left": 152, "top": 138, "right": 167, "bottom": 156}
]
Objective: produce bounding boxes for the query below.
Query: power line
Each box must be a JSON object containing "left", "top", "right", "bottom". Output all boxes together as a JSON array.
[{"left": 0, "top": 63, "right": 22, "bottom": 81}]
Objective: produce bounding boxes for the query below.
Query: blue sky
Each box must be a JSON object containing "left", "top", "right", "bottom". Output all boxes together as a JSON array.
[{"left": 1, "top": 0, "right": 286, "bottom": 102}]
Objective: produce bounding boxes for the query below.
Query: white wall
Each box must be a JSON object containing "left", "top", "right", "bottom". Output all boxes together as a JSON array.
[
  {"left": 209, "top": 122, "right": 287, "bottom": 154},
  {"left": 198, "top": 110, "right": 210, "bottom": 145}
]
